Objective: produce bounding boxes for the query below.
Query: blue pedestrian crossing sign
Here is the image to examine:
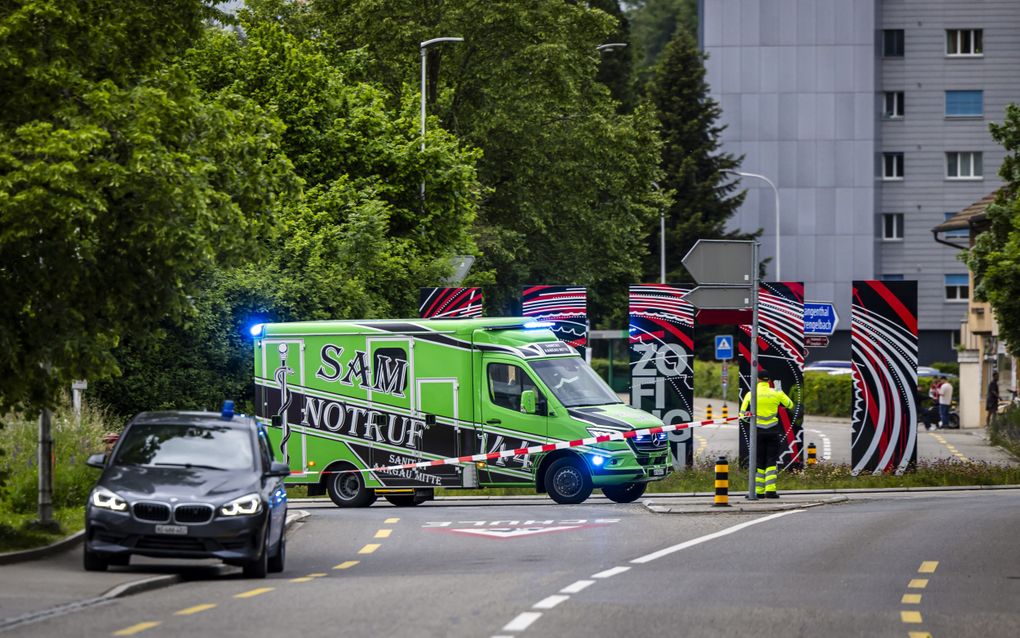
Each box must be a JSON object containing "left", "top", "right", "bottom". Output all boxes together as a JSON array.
[{"left": 715, "top": 335, "right": 734, "bottom": 360}]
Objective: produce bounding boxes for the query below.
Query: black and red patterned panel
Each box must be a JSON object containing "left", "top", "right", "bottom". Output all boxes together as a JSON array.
[
  {"left": 521, "top": 285, "right": 588, "bottom": 357},
  {"left": 628, "top": 284, "right": 695, "bottom": 468},
  {"left": 419, "top": 287, "right": 483, "bottom": 319},
  {"left": 851, "top": 280, "right": 918, "bottom": 475},
  {"left": 737, "top": 282, "right": 805, "bottom": 470}
]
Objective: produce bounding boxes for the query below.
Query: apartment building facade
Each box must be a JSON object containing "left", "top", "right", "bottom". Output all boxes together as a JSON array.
[{"left": 701, "top": 0, "right": 1020, "bottom": 364}]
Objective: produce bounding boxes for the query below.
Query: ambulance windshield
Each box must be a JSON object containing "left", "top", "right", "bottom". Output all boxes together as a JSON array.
[{"left": 530, "top": 358, "right": 622, "bottom": 408}]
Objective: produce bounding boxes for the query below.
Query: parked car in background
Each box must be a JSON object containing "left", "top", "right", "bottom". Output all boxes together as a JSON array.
[
  {"left": 804, "top": 360, "right": 853, "bottom": 374},
  {"left": 84, "top": 403, "right": 290, "bottom": 578},
  {"left": 918, "top": 366, "right": 957, "bottom": 379}
]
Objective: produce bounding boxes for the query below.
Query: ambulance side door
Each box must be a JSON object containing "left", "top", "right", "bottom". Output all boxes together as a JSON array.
[{"left": 478, "top": 356, "right": 548, "bottom": 484}]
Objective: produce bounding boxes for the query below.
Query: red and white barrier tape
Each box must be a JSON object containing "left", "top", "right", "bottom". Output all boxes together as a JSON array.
[{"left": 293, "top": 415, "right": 743, "bottom": 476}]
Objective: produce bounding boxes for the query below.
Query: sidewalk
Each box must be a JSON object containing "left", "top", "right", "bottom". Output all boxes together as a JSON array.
[{"left": 0, "top": 510, "right": 309, "bottom": 630}]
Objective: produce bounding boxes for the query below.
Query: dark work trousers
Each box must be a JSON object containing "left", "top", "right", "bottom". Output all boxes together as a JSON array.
[{"left": 756, "top": 426, "right": 782, "bottom": 470}]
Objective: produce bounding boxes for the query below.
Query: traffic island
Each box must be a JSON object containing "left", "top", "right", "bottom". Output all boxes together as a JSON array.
[{"left": 642, "top": 494, "right": 848, "bottom": 514}]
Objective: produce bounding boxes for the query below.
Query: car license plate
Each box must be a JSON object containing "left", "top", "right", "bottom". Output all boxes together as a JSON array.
[
  {"left": 155, "top": 525, "right": 188, "bottom": 536},
  {"left": 651, "top": 468, "right": 666, "bottom": 477}
]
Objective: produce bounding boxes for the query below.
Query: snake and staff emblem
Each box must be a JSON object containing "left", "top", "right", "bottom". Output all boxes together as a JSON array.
[{"left": 274, "top": 343, "right": 294, "bottom": 464}]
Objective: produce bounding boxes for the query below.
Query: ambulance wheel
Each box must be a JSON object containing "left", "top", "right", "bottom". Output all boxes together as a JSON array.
[
  {"left": 602, "top": 482, "right": 647, "bottom": 504},
  {"left": 383, "top": 490, "right": 431, "bottom": 507},
  {"left": 545, "top": 457, "right": 592, "bottom": 505},
  {"left": 326, "top": 464, "right": 378, "bottom": 508}
]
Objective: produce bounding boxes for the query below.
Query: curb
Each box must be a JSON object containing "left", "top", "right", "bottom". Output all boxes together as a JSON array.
[
  {"left": 0, "top": 509, "right": 311, "bottom": 633},
  {"left": 0, "top": 530, "right": 85, "bottom": 566},
  {"left": 641, "top": 495, "right": 850, "bottom": 515}
]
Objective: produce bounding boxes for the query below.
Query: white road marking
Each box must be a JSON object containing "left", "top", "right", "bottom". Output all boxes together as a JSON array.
[
  {"left": 502, "top": 612, "right": 542, "bottom": 632},
  {"left": 631, "top": 510, "right": 804, "bottom": 564},
  {"left": 560, "top": 580, "right": 595, "bottom": 594},
  {"left": 533, "top": 595, "right": 570, "bottom": 610},
  {"left": 806, "top": 428, "right": 832, "bottom": 460},
  {"left": 591, "top": 566, "right": 631, "bottom": 578}
]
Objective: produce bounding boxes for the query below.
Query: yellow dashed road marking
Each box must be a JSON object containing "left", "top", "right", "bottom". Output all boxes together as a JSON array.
[
  {"left": 358, "top": 543, "right": 381, "bottom": 554},
  {"left": 384, "top": 517, "right": 400, "bottom": 524},
  {"left": 375, "top": 529, "right": 392, "bottom": 539},
  {"left": 113, "top": 622, "right": 161, "bottom": 636},
  {"left": 908, "top": 632, "right": 932, "bottom": 638},
  {"left": 307, "top": 572, "right": 327, "bottom": 577},
  {"left": 918, "top": 561, "right": 938, "bottom": 573},
  {"left": 900, "top": 611, "right": 923, "bottom": 624},
  {"left": 901, "top": 594, "right": 922, "bottom": 604},
  {"left": 174, "top": 604, "right": 217, "bottom": 616},
  {"left": 908, "top": 578, "right": 929, "bottom": 589},
  {"left": 334, "top": 560, "right": 360, "bottom": 570},
  {"left": 234, "top": 587, "right": 274, "bottom": 599},
  {"left": 290, "top": 577, "right": 315, "bottom": 583}
]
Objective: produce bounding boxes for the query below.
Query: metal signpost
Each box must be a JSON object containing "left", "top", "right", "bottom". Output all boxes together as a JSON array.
[{"left": 682, "top": 240, "right": 761, "bottom": 500}]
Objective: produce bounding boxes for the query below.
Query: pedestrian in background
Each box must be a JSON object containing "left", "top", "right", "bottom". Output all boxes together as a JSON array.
[
  {"left": 986, "top": 371, "right": 1000, "bottom": 426},
  {"left": 740, "top": 371, "right": 795, "bottom": 499},
  {"left": 937, "top": 375, "right": 954, "bottom": 429}
]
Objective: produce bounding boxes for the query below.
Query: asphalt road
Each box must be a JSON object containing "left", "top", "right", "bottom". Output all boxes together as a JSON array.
[{"left": 6, "top": 490, "right": 1019, "bottom": 638}]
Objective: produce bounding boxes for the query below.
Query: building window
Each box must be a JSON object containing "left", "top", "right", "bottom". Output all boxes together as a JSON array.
[
  {"left": 883, "top": 153, "right": 904, "bottom": 180},
  {"left": 943, "top": 212, "right": 969, "bottom": 239},
  {"left": 883, "top": 29, "right": 905, "bottom": 57},
  {"left": 947, "top": 29, "right": 983, "bottom": 56},
  {"left": 882, "top": 213, "right": 904, "bottom": 240},
  {"left": 884, "top": 91, "right": 904, "bottom": 118},
  {"left": 946, "top": 152, "right": 982, "bottom": 179},
  {"left": 945, "top": 90, "right": 983, "bottom": 117},
  {"left": 881, "top": 274, "right": 905, "bottom": 281},
  {"left": 945, "top": 274, "right": 969, "bottom": 302}
]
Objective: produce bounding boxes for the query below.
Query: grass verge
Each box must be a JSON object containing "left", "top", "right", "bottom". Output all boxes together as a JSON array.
[{"left": 0, "top": 507, "right": 84, "bottom": 554}]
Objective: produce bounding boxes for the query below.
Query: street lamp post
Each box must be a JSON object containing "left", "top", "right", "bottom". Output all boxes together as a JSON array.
[
  {"left": 732, "top": 171, "right": 781, "bottom": 281},
  {"left": 419, "top": 36, "right": 464, "bottom": 203}
]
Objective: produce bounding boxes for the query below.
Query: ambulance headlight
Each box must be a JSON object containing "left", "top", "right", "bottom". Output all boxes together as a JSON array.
[{"left": 219, "top": 493, "right": 262, "bottom": 516}]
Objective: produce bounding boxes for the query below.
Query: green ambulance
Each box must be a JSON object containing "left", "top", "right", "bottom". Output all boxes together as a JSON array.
[{"left": 252, "top": 318, "right": 671, "bottom": 506}]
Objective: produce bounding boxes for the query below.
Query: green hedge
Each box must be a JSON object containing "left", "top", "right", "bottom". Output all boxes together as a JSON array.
[
  {"left": 990, "top": 404, "right": 1020, "bottom": 459},
  {"left": 693, "top": 360, "right": 853, "bottom": 418}
]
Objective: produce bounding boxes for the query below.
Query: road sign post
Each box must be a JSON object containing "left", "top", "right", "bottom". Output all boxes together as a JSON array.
[{"left": 681, "top": 239, "right": 760, "bottom": 500}]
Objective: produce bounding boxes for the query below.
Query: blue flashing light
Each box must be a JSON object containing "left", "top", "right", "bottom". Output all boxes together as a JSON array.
[
  {"left": 248, "top": 323, "right": 265, "bottom": 338},
  {"left": 221, "top": 400, "right": 235, "bottom": 420},
  {"left": 591, "top": 455, "right": 604, "bottom": 467},
  {"left": 523, "top": 320, "right": 554, "bottom": 329}
]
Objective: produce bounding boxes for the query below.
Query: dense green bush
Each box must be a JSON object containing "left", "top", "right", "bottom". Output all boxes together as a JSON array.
[
  {"left": 693, "top": 360, "right": 853, "bottom": 417},
  {"left": 1, "top": 397, "right": 110, "bottom": 514},
  {"left": 930, "top": 361, "right": 960, "bottom": 376},
  {"left": 989, "top": 404, "right": 1020, "bottom": 458}
]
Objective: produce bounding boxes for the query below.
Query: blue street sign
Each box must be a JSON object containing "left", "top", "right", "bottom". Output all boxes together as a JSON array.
[
  {"left": 715, "top": 335, "right": 734, "bottom": 360},
  {"left": 804, "top": 301, "right": 839, "bottom": 336}
]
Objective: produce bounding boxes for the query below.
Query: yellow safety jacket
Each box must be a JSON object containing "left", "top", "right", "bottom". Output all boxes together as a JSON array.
[{"left": 740, "top": 381, "right": 795, "bottom": 428}]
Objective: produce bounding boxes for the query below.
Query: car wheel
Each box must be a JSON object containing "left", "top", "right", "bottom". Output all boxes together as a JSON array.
[
  {"left": 949, "top": 414, "right": 960, "bottom": 429},
  {"left": 268, "top": 530, "right": 286, "bottom": 574},
  {"left": 545, "top": 457, "right": 592, "bottom": 505},
  {"left": 242, "top": 528, "right": 269, "bottom": 579},
  {"left": 602, "top": 482, "right": 647, "bottom": 504},
  {"left": 383, "top": 490, "right": 431, "bottom": 507},
  {"left": 83, "top": 548, "right": 108, "bottom": 572},
  {"left": 326, "top": 464, "right": 378, "bottom": 508}
]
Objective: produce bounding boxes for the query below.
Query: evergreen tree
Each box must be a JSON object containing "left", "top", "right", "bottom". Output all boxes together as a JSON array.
[{"left": 645, "top": 27, "right": 753, "bottom": 282}]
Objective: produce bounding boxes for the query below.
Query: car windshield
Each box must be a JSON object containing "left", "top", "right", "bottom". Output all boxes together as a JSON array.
[
  {"left": 113, "top": 423, "right": 255, "bottom": 471},
  {"left": 530, "top": 358, "right": 622, "bottom": 408}
]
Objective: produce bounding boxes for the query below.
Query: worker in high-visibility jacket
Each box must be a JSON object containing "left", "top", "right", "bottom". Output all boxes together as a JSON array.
[{"left": 739, "top": 372, "right": 795, "bottom": 498}]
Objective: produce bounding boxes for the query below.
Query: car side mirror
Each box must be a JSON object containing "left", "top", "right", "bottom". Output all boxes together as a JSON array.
[
  {"left": 266, "top": 461, "right": 291, "bottom": 478},
  {"left": 520, "top": 390, "right": 537, "bottom": 415},
  {"left": 87, "top": 453, "right": 106, "bottom": 469}
]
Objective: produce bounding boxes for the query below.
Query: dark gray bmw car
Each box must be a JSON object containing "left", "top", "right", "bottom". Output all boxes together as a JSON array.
[{"left": 85, "top": 406, "right": 290, "bottom": 578}]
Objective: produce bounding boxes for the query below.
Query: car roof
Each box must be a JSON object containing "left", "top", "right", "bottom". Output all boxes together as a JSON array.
[{"left": 128, "top": 411, "right": 255, "bottom": 431}]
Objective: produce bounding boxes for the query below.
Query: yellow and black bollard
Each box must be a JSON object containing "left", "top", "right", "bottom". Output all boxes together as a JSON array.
[
  {"left": 722, "top": 404, "right": 729, "bottom": 420},
  {"left": 706, "top": 404, "right": 713, "bottom": 420},
  {"left": 807, "top": 442, "right": 817, "bottom": 466},
  {"left": 713, "top": 456, "right": 731, "bottom": 507}
]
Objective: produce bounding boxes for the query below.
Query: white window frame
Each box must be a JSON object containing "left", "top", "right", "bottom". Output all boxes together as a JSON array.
[
  {"left": 944, "top": 275, "right": 969, "bottom": 303},
  {"left": 946, "top": 151, "right": 983, "bottom": 180},
  {"left": 881, "top": 213, "right": 904, "bottom": 241},
  {"left": 883, "top": 91, "right": 904, "bottom": 119},
  {"left": 882, "top": 153, "right": 904, "bottom": 181},
  {"left": 946, "top": 29, "right": 983, "bottom": 57}
]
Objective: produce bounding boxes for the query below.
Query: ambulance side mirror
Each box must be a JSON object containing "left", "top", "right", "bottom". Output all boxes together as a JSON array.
[{"left": 520, "top": 390, "right": 537, "bottom": 415}]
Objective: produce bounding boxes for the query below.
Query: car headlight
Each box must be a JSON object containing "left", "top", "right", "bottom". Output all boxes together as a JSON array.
[
  {"left": 91, "top": 487, "right": 128, "bottom": 513},
  {"left": 219, "top": 493, "right": 263, "bottom": 516}
]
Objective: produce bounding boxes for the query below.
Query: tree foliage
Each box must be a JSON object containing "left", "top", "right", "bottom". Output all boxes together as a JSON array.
[
  {"left": 0, "top": 0, "right": 297, "bottom": 410},
  {"left": 966, "top": 103, "right": 1020, "bottom": 355},
  {"left": 644, "top": 27, "right": 753, "bottom": 282},
  {"left": 627, "top": 0, "right": 698, "bottom": 79}
]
